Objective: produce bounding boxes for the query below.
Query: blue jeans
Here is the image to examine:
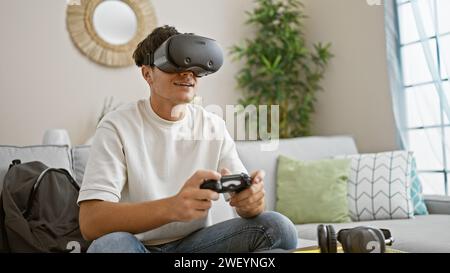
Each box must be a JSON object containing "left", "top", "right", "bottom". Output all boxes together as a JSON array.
[{"left": 87, "top": 211, "right": 298, "bottom": 253}]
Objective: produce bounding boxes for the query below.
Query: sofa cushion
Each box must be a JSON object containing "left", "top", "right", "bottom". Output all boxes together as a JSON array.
[
  {"left": 410, "top": 157, "right": 428, "bottom": 215},
  {"left": 424, "top": 195, "right": 450, "bottom": 215},
  {"left": 336, "top": 151, "right": 415, "bottom": 221},
  {"left": 0, "top": 145, "right": 72, "bottom": 193},
  {"left": 276, "top": 155, "right": 352, "bottom": 224},
  {"left": 236, "top": 136, "right": 358, "bottom": 211},
  {"left": 72, "top": 145, "right": 91, "bottom": 184},
  {"left": 295, "top": 215, "right": 450, "bottom": 253}
]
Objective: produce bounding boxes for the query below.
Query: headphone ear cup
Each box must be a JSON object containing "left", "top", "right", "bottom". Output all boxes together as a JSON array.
[
  {"left": 337, "top": 229, "right": 349, "bottom": 253},
  {"left": 317, "top": 225, "right": 328, "bottom": 253},
  {"left": 338, "top": 226, "right": 387, "bottom": 253},
  {"left": 327, "top": 225, "right": 338, "bottom": 253},
  {"left": 367, "top": 228, "right": 386, "bottom": 253}
]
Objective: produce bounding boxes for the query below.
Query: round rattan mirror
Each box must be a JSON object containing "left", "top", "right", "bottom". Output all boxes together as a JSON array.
[{"left": 66, "top": 0, "right": 157, "bottom": 67}]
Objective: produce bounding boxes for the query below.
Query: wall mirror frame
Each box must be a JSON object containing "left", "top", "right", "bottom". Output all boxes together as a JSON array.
[{"left": 66, "top": 0, "right": 157, "bottom": 67}]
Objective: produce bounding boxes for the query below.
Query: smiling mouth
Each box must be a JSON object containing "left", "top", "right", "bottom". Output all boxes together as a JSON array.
[{"left": 174, "top": 82, "right": 194, "bottom": 87}]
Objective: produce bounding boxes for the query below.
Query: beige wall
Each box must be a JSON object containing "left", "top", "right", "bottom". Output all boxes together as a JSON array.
[
  {"left": 304, "top": 0, "right": 398, "bottom": 152},
  {"left": 0, "top": 0, "right": 397, "bottom": 153}
]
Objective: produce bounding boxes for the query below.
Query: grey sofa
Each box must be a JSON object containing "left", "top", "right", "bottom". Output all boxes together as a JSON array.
[
  {"left": 234, "top": 136, "right": 450, "bottom": 253},
  {"left": 1, "top": 135, "right": 450, "bottom": 252}
]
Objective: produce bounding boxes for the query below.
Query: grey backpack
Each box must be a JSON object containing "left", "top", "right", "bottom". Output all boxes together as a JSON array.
[{"left": 0, "top": 160, "right": 91, "bottom": 252}]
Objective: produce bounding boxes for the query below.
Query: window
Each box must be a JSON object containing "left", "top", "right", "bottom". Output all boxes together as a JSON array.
[{"left": 396, "top": 0, "right": 450, "bottom": 195}]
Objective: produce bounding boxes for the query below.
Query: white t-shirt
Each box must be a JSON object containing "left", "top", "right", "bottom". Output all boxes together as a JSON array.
[{"left": 77, "top": 98, "right": 247, "bottom": 245}]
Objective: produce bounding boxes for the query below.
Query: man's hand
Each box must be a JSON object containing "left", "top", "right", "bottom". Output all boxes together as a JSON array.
[
  {"left": 222, "top": 168, "right": 266, "bottom": 219},
  {"left": 170, "top": 170, "right": 221, "bottom": 222}
]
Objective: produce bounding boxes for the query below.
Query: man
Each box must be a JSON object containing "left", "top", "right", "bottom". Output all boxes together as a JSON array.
[{"left": 78, "top": 25, "right": 297, "bottom": 253}]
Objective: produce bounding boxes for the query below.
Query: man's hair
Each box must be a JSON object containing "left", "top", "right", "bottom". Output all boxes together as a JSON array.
[{"left": 132, "top": 25, "right": 180, "bottom": 67}]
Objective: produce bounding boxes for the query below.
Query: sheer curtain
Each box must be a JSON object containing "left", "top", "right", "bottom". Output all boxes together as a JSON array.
[
  {"left": 410, "top": 0, "right": 450, "bottom": 122},
  {"left": 385, "top": 0, "right": 450, "bottom": 195}
]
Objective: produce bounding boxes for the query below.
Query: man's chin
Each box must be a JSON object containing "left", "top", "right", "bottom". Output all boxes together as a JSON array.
[{"left": 175, "top": 94, "right": 195, "bottom": 104}]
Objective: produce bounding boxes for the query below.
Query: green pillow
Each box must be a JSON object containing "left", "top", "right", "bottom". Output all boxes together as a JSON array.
[{"left": 276, "top": 155, "right": 352, "bottom": 224}]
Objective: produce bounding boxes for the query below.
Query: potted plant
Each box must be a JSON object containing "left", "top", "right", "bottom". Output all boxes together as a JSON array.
[{"left": 231, "top": 0, "right": 333, "bottom": 138}]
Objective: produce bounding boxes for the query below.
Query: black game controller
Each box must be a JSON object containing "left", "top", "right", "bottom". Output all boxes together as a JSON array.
[{"left": 200, "top": 173, "right": 252, "bottom": 193}]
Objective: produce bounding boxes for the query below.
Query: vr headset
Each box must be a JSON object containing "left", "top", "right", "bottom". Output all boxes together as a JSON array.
[{"left": 147, "top": 33, "right": 224, "bottom": 77}]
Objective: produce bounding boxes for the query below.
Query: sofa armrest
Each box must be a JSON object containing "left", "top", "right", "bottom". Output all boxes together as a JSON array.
[{"left": 424, "top": 195, "right": 450, "bottom": 215}]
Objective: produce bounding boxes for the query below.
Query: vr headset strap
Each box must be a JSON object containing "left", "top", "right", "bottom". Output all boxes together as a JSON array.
[{"left": 146, "top": 53, "right": 154, "bottom": 66}]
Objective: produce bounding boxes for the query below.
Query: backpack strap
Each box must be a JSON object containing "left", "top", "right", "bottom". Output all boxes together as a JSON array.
[{"left": 32, "top": 168, "right": 79, "bottom": 192}]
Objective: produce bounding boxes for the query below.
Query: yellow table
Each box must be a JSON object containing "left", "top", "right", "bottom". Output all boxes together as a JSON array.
[{"left": 293, "top": 245, "right": 405, "bottom": 253}]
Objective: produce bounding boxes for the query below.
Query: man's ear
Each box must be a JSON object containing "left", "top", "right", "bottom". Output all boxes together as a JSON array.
[{"left": 141, "top": 66, "right": 153, "bottom": 85}]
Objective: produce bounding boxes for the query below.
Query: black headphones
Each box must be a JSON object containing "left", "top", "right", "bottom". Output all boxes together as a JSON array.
[{"left": 317, "top": 225, "right": 394, "bottom": 253}]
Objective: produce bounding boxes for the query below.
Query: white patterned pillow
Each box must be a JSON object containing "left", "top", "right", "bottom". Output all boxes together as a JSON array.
[{"left": 336, "top": 151, "right": 415, "bottom": 221}]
